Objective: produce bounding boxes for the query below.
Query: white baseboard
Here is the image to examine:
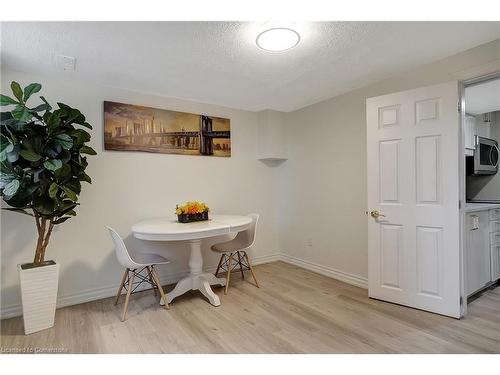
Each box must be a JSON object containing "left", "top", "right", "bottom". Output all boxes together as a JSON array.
[
  {"left": 279, "top": 253, "right": 368, "bottom": 289},
  {"left": 1, "top": 252, "right": 366, "bottom": 319},
  {"left": 0, "top": 252, "right": 281, "bottom": 320}
]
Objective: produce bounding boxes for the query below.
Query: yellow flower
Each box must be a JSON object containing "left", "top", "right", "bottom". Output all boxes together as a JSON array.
[{"left": 175, "top": 201, "right": 210, "bottom": 215}]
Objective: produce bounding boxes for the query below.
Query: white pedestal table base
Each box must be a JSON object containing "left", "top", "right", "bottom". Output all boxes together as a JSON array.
[{"left": 161, "top": 239, "right": 226, "bottom": 307}]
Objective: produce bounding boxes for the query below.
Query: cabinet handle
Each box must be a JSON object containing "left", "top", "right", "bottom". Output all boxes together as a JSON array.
[{"left": 471, "top": 215, "right": 480, "bottom": 230}]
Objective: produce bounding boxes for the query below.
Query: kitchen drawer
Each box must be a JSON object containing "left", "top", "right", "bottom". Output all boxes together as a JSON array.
[
  {"left": 491, "top": 244, "right": 500, "bottom": 281},
  {"left": 491, "top": 220, "right": 500, "bottom": 233},
  {"left": 491, "top": 231, "right": 500, "bottom": 245},
  {"left": 490, "top": 209, "right": 500, "bottom": 221}
]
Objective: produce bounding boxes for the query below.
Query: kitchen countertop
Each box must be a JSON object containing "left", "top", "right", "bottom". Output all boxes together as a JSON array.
[{"left": 464, "top": 202, "right": 500, "bottom": 212}]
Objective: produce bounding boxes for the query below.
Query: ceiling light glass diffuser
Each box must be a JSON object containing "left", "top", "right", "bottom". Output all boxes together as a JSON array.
[{"left": 256, "top": 28, "right": 300, "bottom": 52}]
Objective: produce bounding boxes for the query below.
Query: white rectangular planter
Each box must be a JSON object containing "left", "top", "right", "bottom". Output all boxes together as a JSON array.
[{"left": 18, "top": 262, "right": 60, "bottom": 335}]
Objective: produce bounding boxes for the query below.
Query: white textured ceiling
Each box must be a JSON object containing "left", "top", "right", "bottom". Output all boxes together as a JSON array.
[{"left": 1, "top": 22, "right": 500, "bottom": 112}]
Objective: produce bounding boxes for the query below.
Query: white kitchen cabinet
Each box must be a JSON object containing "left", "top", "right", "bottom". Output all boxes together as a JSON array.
[
  {"left": 464, "top": 114, "right": 492, "bottom": 156},
  {"left": 491, "top": 244, "right": 500, "bottom": 281},
  {"left": 491, "top": 213, "right": 500, "bottom": 282},
  {"left": 464, "top": 115, "right": 476, "bottom": 156},
  {"left": 466, "top": 211, "right": 491, "bottom": 296},
  {"left": 490, "top": 208, "right": 500, "bottom": 221}
]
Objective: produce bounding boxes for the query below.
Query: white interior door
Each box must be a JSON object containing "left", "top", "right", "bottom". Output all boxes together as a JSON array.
[{"left": 367, "top": 81, "right": 461, "bottom": 318}]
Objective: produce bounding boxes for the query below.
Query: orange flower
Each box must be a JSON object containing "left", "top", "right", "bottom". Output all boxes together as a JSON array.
[{"left": 175, "top": 201, "right": 210, "bottom": 215}]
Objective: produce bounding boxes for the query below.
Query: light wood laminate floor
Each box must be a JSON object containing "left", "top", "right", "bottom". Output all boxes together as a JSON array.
[{"left": 1, "top": 261, "right": 500, "bottom": 353}]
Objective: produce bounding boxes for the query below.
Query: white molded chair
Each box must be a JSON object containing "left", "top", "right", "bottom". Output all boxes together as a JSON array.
[
  {"left": 211, "top": 214, "right": 260, "bottom": 294},
  {"left": 107, "top": 227, "right": 171, "bottom": 321}
]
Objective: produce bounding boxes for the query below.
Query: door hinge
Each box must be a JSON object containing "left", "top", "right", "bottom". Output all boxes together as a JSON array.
[
  {"left": 460, "top": 296, "right": 463, "bottom": 306},
  {"left": 458, "top": 100, "right": 462, "bottom": 112},
  {"left": 459, "top": 200, "right": 462, "bottom": 209}
]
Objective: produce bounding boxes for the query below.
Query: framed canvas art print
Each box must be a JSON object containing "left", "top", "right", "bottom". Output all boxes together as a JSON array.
[{"left": 104, "top": 101, "right": 231, "bottom": 157}]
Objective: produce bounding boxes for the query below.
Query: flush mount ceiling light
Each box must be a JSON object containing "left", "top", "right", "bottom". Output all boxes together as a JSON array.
[{"left": 256, "top": 28, "right": 300, "bottom": 52}]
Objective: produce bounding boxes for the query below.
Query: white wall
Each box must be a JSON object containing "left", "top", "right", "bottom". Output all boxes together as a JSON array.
[
  {"left": 2, "top": 38, "right": 500, "bottom": 319},
  {"left": 0, "top": 69, "right": 281, "bottom": 318},
  {"left": 279, "top": 39, "right": 500, "bottom": 282}
]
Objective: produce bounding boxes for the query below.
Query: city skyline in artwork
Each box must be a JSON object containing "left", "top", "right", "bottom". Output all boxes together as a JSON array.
[{"left": 103, "top": 101, "right": 231, "bottom": 157}]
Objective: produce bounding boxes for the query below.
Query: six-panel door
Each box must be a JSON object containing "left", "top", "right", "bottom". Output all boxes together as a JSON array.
[{"left": 367, "top": 81, "right": 461, "bottom": 318}]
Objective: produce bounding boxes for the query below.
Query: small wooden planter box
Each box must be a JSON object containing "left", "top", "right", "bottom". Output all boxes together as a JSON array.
[{"left": 177, "top": 212, "right": 209, "bottom": 223}]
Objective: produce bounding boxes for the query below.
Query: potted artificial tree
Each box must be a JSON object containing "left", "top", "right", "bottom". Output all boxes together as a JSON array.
[{"left": 1, "top": 82, "right": 96, "bottom": 334}]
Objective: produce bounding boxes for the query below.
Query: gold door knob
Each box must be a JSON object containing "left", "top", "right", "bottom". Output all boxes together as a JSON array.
[{"left": 369, "top": 210, "right": 386, "bottom": 219}]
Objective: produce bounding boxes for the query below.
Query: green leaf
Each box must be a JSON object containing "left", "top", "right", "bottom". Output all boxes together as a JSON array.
[
  {"left": 61, "top": 186, "right": 77, "bottom": 201},
  {"left": 80, "top": 145, "right": 97, "bottom": 155},
  {"left": 57, "top": 102, "right": 71, "bottom": 110},
  {"left": 48, "top": 182, "right": 59, "bottom": 199},
  {"left": 39, "top": 96, "right": 52, "bottom": 111},
  {"left": 3, "top": 179, "right": 20, "bottom": 196},
  {"left": 4, "top": 184, "right": 37, "bottom": 208},
  {"left": 81, "top": 122, "right": 93, "bottom": 130},
  {"left": 6, "top": 145, "right": 20, "bottom": 163},
  {"left": 0, "top": 172, "right": 15, "bottom": 188},
  {"left": 10, "top": 183, "right": 38, "bottom": 201},
  {"left": 11, "top": 105, "right": 32, "bottom": 122},
  {"left": 0, "top": 94, "right": 19, "bottom": 106},
  {"left": 54, "top": 163, "right": 71, "bottom": 180},
  {"left": 19, "top": 149, "right": 41, "bottom": 162},
  {"left": 58, "top": 201, "right": 78, "bottom": 216},
  {"left": 65, "top": 178, "right": 81, "bottom": 194},
  {"left": 33, "top": 196, "right": 56, "bottom": 215},
  {"left": 53, "top": 216, "right": 71, "bottom": 225},
  {"left": 71, "top": 129, "right": 91, "bottom": 145},
  {"left": 0, "top": 137, "right": 13, "bottom": 153},
  {"left": 55, "top": 133, "right": 73, "bottom": 150},
  {"left": 78, "top": 171, "right": 92, "bottom": 184},
  {"left": 0, "top": 158, "right": 15, "bottom": 172},
  {"left": 43, "top": 159, "right": 63, "bottom": 171},
  {"left": 23, "top": 83, "right": 42, "bottom": 101},
  {"left": 70, "top": 109, "right": 85, "bottom": 124},
  {"left": 45, "top": 143, "right": 62, "bottom": 158},
  {"left": 46, "top": 111, "right": 61, "bottom": 130},
  {"left": 0, "top": 111, "right": 14, "bottom": 123},
  {"left": 1, "top": 143, "right": 18, "bottom": 162},
  {"left": 1, "top": 115, "right": 27, "bottom": 131},
  {"left": 29, "top": 103, "right": 51, "bottom": 113},
  {"left": 22, "top": 138, "right": 42, "bottom": 154},
  {"left": 10, "top": 82, "right": 24, "bottom": 103}
]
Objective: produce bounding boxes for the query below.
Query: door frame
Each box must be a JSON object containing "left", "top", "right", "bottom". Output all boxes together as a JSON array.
[{"left": 459, "top": 71, "right": 500, "bottom": 314}]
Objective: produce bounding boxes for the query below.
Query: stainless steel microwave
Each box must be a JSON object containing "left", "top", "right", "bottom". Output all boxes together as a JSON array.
[{"left": 472, "top": 136, "right": 499, "bottom": 175}]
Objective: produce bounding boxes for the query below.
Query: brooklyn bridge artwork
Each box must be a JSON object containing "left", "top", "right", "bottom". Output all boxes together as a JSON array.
[{"left": 103, "top": 101, "right": 231, "bottom": 157}]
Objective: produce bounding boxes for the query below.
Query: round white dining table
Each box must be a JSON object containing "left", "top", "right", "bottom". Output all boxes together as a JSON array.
[{"left": 131, "top": 215, "right": 252, "bottom": 307}]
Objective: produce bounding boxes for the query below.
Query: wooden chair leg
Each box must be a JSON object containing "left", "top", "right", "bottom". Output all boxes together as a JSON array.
[
  {"left": 146, "top": 266, "right": 157, "bottom": 297},
  {"left": 114, "top": 269, "right": 128, "bottom": 305},
  {"left": 244, "top": 252, "right": 260, "bottom": 288},
  {"left": 225, "top": 253, "right": 234, "bottom": 295},
  {"left": 122, "top": 270, "right": 135, "bottom": 321},
  {"left": 215, "top": 254, "right": 225, "bottom": 277},
  {"left": 237, "top": 251, "right": 245, "bottom": 279},
  {"left": 151, "top": 267, "right": 169, "bottom": 310}
]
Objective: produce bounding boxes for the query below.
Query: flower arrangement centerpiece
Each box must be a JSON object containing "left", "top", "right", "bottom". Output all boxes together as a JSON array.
[{"left": 175, "top": 201, "right": 210, "bottom": 223}]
